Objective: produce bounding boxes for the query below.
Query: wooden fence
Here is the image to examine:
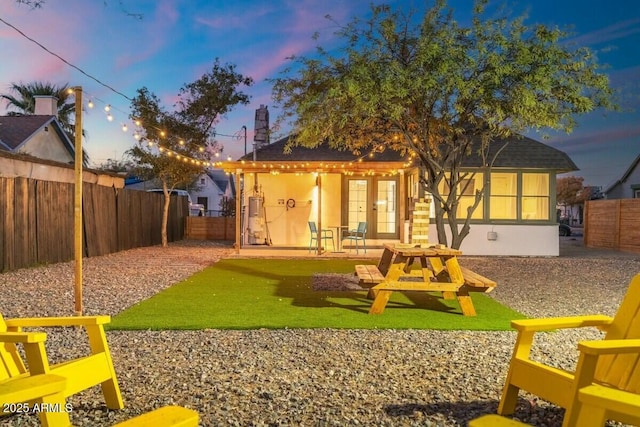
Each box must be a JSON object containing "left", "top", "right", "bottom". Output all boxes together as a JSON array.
[
  {"left": 584, "top": 199, "right": 640, "bottom": 253},
  {"left": 184, "top": 216, "right": 235, "bottom": 241},
  {"left": 0, "top": 177, "right": 188, "bottom": 272}
]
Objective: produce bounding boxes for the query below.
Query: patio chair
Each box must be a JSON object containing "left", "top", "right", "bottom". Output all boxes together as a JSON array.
[
  {"left": 344, "top": 222, "right": 367, "bottom": 253},
  {"left": 0, "top": 372, "right": 71, "bottom": 427},
  {"left": 497, "top": 273, "right": 640, "bottom": 427},
  {"left": 471, "top": 370, "right": 640, "bottom": 426},
  {"left": 0, "top": 312, "right": 124, "bottom": 411},
  {"left": 308, "top": 221, "right": 334, "bottom": 253}
]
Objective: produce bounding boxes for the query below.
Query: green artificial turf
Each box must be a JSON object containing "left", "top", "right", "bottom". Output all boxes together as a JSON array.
[{"left": 108, "top": 259, "right": 524, "bottom": 331}]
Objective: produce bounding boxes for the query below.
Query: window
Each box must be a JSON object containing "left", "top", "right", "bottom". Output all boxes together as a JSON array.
[
  {"left": 490, "top": 172, "right": 550, "bottom": 221},
  {"left": 522, "top": 173, "right": 549, "bottom": 220},
  {"left": 438, "top": 173, "right": 484, "bottom": 219},
  {"left": 490, "top": 173, "right": 517, "bottom": 219}
]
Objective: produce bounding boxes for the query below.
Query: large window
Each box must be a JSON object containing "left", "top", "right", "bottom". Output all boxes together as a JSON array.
[
  {"left": 438, "top": 173, "right": 484, "bottom": 219},
  {"left": 490, "top": 172, "right": 550, "bottom": 221},
  {"left": 522, "top": 173, "right": 549, "bottom": 220},
  {"left": 490, "top": 173, "right": 517, "bottom": 219}
]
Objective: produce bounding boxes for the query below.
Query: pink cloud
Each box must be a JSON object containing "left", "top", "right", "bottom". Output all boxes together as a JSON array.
[
  {"left": 549, "top": 123, "right": 640, "bottom": 153},
  {"left": 567, "top": 18, "right": 640, "bottom": 46},
  {"left": 113, "top": 0, "right": 179, "bottom": 71},
  {"left": 195, "top": 4, "right": 273, "bottom": 30}
]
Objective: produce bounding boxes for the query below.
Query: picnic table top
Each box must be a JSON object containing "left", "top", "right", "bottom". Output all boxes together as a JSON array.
[{"left": 382, "top": 243, "right": 462, "bottom": 257}]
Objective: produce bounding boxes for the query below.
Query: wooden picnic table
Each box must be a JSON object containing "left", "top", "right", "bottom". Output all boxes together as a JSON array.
[{"left": 363, "top": 243, "right": 495, "bottom": 316}]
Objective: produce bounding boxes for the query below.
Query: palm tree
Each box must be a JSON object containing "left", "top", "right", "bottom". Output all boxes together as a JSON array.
[{"left": 1, "top": 82, "right": 89, "bottom": 165}]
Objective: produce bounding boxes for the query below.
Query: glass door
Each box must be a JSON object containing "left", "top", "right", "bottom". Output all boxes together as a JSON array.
[
  {"left": 347, "top": 179, "right": 368, "bottom": 230},
  {"left": 375, "top": 178, "right": 398, "bottom": 238},
  {"left": 345, "top": 177, "right": 399, "bottom": 239}
]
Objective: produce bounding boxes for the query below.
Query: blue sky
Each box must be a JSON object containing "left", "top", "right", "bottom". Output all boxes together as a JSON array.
[{"left": 1, "top": 0, "right": 638, "bottom": 188}]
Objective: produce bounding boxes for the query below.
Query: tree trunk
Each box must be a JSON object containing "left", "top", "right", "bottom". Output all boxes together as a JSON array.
[
  {"left": 433, "top": 204, "right": 449, "bottom": 247},
  {"left": 161, "top": 196, "right": 169, "bottom": 247}
]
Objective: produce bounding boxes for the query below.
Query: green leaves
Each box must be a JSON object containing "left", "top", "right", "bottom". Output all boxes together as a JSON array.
[
  {"left": 270, "top": 0, "right": 615, "bottom": 248},
  {"left": 126, "top": 60, "right": 252, "bottom": 246}
]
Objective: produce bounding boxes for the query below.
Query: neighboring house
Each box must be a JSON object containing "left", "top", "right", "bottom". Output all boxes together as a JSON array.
[
  {"left": 219, "top": 133, "right": 577, "bottom": 256},
  {"left": 604, "top": 153, "right": 640, "bottom": 199},
  {"left": 557, "top": 185, "right": 604, "bottom": 226},
  {"left": 125, "top": 172, "right": 233, "bottom": 216},
  {"left": 0, "top": 96, "right": 123, "bottom": 187},
  {"left": 190, "top": 169, "right": 235, "bottom": 215},
  {"left": 0, "top": 96, "right": 74, "bottom": 164}
]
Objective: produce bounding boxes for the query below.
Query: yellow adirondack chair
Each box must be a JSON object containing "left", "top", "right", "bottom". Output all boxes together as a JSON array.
[
  {"left": 1, "top": 372, "right": 71, "bottom": 427},
  {"left": 497, "top": 273, "right": 640, "bottom": 427},
  {"left": 472, "top": 366, "right": 640, "bottom": 426},
  {"left": 0, "top": 313, "right": 123, "bottom": 410}
]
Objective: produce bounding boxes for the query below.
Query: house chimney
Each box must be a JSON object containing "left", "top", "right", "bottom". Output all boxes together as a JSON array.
[
  {"left": 253, "top": 104, "right": 269, "bottom": 148},
  {"left": 34, "top": 95, "right": 58, "bottom": 117}
]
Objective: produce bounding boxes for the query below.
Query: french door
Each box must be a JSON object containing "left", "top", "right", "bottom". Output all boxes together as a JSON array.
[{"left": 345, "top": 177, "right": 399, "bottom": 239}]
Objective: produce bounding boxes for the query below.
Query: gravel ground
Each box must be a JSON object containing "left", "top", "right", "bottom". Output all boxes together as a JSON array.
[{"left": 1, "top": 240, "right": 639, "bottom": 427}]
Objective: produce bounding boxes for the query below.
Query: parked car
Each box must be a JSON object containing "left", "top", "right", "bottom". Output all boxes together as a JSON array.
[
  {"left": 559, "top": 223, "right": 572, "bottom": 236},
  {"left": 147, "top": 189, "right": 205, "bottom": 216}
]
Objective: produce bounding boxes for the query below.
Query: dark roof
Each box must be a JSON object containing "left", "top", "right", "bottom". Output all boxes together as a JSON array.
[
  {"left": 240, "top": 134, "right": 578, "bottom": 172},
  {"left": 604, "top": 153, "right": 640, "bottom": 193},
  {"left": 239, "top": 135, "right": 407, "bottom": 163},
  {"left": 0, "top": 115, "right": 53, "bottom": 150},
  {"left": 0, "top": 115, "right": 74, "bottom": 156},
  {"left": 206, "top": 169, "right": 231, "bottom": 192},
  {"left": 463, "top": 135, "right": 578, "bottom": 171}
]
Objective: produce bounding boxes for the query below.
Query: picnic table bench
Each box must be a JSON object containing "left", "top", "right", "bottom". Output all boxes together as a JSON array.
[
  {"left": 356, "top": 243, "right": 497, "bottom": 316},
  {"left": 355, "top": 259, "right": 496, "bottom": 292}
]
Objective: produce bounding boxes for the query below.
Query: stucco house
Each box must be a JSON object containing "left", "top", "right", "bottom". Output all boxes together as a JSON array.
[
  {"left": 0, "top": 96, "right": 74, "bottom": 164},
  {"left": 604, "top": 153, "right": 640, "bottom": 199},
  {"left": 191, "top": 169, "right": 235, "bottom": 215},
  {"left": 0, "top": 96, "right": 123, "bottom": 188},
  {"left": 124, "top": 169, "right": 234, "bottom": 216},
  {"left": 220, "top": 133, "right": 577, "bottom": 256}
]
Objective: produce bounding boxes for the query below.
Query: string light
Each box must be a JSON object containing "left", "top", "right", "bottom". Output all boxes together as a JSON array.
[{"left": 79, "top": 89, "right": 406, "bottom": 173}]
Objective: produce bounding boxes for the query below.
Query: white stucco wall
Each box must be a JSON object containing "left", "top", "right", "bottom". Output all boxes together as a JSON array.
[
  {"left": 190, "top": 173, "right": 226, "bottom": 213},
  {"left": 19, "top": 129, "right": 73, "bottom": 164},
  {"left": 243, "top": 173, "right": 342, "bottom": 247},
  {"left": 431, "top": 223, "right": 559, "bottom": 256}
]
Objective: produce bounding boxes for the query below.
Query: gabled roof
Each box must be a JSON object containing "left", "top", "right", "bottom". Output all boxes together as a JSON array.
[
  {"left": 238, "top": 134, "right": 578, "bottom": 172},
  {"left": 205, "top": 169, "right": 231, "bottom": 193},
  {"left": 0, "top": 115, "right": 75, "bottom": 158},
  {"left": 604, "top": 153, "right": 640, "bottom": 193}
]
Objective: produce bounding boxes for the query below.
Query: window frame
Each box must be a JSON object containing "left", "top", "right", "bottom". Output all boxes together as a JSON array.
[{"left": 488, "top": 170, "right": 553, "bottom": 223}]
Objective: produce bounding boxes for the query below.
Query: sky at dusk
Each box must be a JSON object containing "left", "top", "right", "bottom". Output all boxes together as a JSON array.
[{"left": 1, "top": 0, "right": 639, "bottom": 189}]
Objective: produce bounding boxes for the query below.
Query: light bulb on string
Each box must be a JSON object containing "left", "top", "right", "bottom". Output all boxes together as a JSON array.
[
  {"left": 87, "top": 100, "right": 94, "bottom": 109},
  {"left": 104, "top": 104, "right": 111, "bottom": 112},
  {"left": 107, "top": 113, "right": 114, "bottom": 122},
  {"left": 121, "top": 123, "right": 128, "bottom": 132},
  {"left": 134, "top": 132, "right": 141, "bottom": 141}
]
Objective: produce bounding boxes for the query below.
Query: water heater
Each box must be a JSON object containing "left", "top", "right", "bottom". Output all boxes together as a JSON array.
[{"left": 247, "top": 196, "right": 265, "bottom": 244}]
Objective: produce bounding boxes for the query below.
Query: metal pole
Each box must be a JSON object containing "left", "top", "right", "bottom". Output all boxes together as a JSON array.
[
  {"left": 242, "top": 125, "right": 247, "bottom": 156},
  {"left": 73, "top": 86, "right": 83, "bottom": 315}
]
